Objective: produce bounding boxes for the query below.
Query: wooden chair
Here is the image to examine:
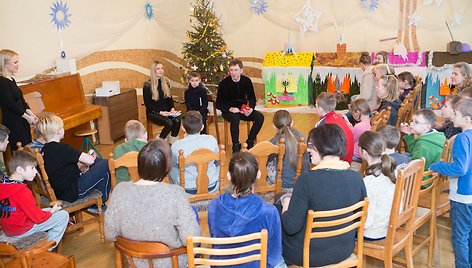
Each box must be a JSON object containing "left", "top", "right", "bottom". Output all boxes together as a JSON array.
[
  {"left": 223, "top": 120, "right": 254, "bottom": 150},
  {"left": 395, "top": 100, "right": 414, "bottom": 152},
  {"left": 294, "top": 137, "right": 308, "bottom": 185},
  {"left": 363, "top": 158, "right": 425, "bottom": 268},
  {"left": 301, "top": 198, "right": 369, "bottom": 268},
  {"left": 371, "top": 106, "right": 391, "bottom": 132},
  {"left": 114, "top": 236, "right": 186, "bottom": 268},
  {"left": 32, "top": 149, "right": 105, "bottom": 243},
  {"left": 178, "top": 144, "right": 226, "bottom": 205},
  {"left": 206, "top": 94, "right": 221, "bottom": 145},
  {"left": 242, "top": 139, "right": 285, "bottom": 198},
  {"left": 0, "top": 240, "right": 75, "bottom": 268},
  {"left": 187, "top": 229, "right": 268, "bottom": 268},
  {"left": 108, "top": 151, "right": 139, "bottom": 189}
]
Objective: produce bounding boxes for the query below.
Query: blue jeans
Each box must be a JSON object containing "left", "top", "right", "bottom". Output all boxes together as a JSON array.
[
  {"left": 78, "top": 158, "right": 111, "bottom": 204},
  {"left": 450, "top": 200, "right": 472, "bottom": 268},
  {"left": 12, "top": 209, "right": 69, "bottom": 249}
]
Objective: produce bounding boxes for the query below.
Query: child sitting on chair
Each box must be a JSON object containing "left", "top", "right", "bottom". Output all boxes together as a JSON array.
[
  {"left": 113, "top": 120, "right": 148, "bottom": 184},
  {"left": 28, "top": 122, "right": 47, "bottom": 151},
  {"left": 208, "top": 152, "right": 286, "bottom": 268},
  {"left": 184, "top": 72, "right": 209, "bottom": 134},
  {"left": 377, "top": 125, "right": 410, "bottom": 171},
  {"left": 436, "top": 94, "right": 462, "bottom": 140},
  {"left": 37, "top": 115, "right": 111, "bottom": 214},
  {"left": 169, "top": 111, "right": 219, "bottom": 194},
  {"left": 267, "top": 110, "right": 309, "bottom": 189},
  {"left": 349, "top": 98, "right": 371, "bottom": 162},
  {"left": 401, "top": 109, "right": 446, "bottom": 171},
  {"left": 359, "top": 131, "right": 397, "bottom": 240},
  {"left": 0, "top": 150, "right": 69, "bottom": 249},
  {"left": 397, "top": 71, "right": 417, "bottom": 102}
]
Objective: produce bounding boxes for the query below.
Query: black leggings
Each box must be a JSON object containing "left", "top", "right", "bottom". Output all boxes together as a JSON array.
[
  {"left": 147, "top": 113, "right": 181, "bottom": 138},
  {"left": 222, "top": 110, "right": 264, "bottom": 144}
]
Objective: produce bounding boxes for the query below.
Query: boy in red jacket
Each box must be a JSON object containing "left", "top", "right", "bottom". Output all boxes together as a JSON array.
[
  {"left": 0, "top": 150, "right": 68, "bottom": 249},
  {"left": 315, "top": 92, "right": 354, "bottom": 163}
]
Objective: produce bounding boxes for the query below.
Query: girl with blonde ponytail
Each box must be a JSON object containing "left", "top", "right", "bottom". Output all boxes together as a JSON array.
[
  {"left": 142, "top": 61, "right": 181, "bottom": 142},
  {"left": 359, "top": 131, "right": 397, "bottom": 240},
  {"left": 267, "top": 110, "right": 309, "bottom": 189}
]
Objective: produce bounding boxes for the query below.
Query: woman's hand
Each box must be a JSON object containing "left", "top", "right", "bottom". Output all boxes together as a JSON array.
[{"left": 23, "top": 113, "right": 37, "bottom": 125}]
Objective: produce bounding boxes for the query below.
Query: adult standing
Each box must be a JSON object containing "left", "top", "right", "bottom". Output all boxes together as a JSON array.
[
  {"left": 0, "top": 49, "right": 37, "bottom": 152},
  {"left": 216, "top": 58, "right": 264, "bottom": 153},
  {"left": 143, "top": 61, "right": 181, "bottom": 144}
]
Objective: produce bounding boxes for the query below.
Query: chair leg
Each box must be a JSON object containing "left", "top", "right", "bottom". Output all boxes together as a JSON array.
[
  {"left": 223, "top": 120, "right": 229, "bottom": 149},
  {"left": 75, "top": 212, "right": 84, "bottom": 232},
  {"left": 98, "top": 200, "right": 105, "bottom": 243},
  {"left": 115, "top": 248, "right": 123, "bottom": 268},
  {"left": 214, "top": 116, "right": 220, "bottom": 145},
  {"left": 146, "top": 120, "right": 153, "bottom": 141},
  {"left": 405, "top": 239, "right": 415, "bottom": 268},
  {"left": 86, "top": 137, "right": 103, "bottom": 158}
]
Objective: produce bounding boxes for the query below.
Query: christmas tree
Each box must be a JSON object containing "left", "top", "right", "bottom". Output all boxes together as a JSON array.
[{"left": 182, "top": 0, "right": 232, "bottom": 87}]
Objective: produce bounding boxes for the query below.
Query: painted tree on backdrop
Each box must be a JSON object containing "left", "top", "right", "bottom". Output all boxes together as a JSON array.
[{"left": 182, "top": 0, "right": 233, "bottom": 89}]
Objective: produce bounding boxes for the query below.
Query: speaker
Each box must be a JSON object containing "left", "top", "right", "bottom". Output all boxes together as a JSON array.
[{"left": 447, "top": 41, "right": 462, "bottom": 55}]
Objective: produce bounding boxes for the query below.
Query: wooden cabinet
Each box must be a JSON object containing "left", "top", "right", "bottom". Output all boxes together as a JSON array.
[{"left": 94, "top": 89, "right": 138, "bottom": 144}]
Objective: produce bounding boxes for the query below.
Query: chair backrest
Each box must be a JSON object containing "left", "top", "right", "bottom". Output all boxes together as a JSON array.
[
  {"left": 114, "top": 236, "right": 186, "bottom": 268},
  {"left": 303, "top": 198, "right": 369, "bottom": 268},
  {"left": 371, "top": 106, "right": 391, "bottom": 131},
  {"left": 383, "top": 158, "right": 424, "bottom": 250},
  {"left": 294, "top": 137, "right": 308, "bottom": 185},
  {"left": 186, "top": 230, "right": 268, "bottom": 268},
  {"left": 438, "top": 135, "right": 456, "bottom": 192},
  {"left": 108, "top": 151, "right": 139, "bottom": 189},
  {"left": 178, "top": 144, "right": 225, "bottom": 202},
  {"left": 243, "top": 139, "right": 286, "bottom": 195},
  {"left": 395, "top": 100, "right": 413, "bottom": 128}
]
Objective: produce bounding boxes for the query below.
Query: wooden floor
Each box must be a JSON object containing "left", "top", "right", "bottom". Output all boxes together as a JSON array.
[{"left": 62, "top": 111, "right": 455, "bottom": 267}]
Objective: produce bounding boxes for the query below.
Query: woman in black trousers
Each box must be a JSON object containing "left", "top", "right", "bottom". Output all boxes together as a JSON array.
[
  {"left": 143, "top": 61, "right": 181, "bottom": 143},
  {"left": 0, "top": 49, "right": 37, "bottom": 152}
]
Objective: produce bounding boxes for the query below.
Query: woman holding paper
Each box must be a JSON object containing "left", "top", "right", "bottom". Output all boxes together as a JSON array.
[
  {"left": 0, "top": 49, "right": 37, "bottom": 151},
  {"left": 143, "top": 61, "right": 181, "bottom": 143}
]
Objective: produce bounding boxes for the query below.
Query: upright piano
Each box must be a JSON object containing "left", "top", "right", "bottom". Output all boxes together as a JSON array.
[{"left": 20, "top": 74, "right": 102, "bottom": 148}]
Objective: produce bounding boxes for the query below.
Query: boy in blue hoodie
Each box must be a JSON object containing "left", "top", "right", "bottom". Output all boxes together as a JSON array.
[
  {"left": 208, "top": 152, "right": 286, "bottom": 268},
  {"left": 430, "top": 98, "right": 472, "bottom": 268},
  {"left": 184, "top": 72, "right": 208, "bottom": 134}
]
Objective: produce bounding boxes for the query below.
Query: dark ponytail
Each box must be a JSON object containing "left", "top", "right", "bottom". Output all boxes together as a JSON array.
[{"left": 359, "top": 131, "right": 397, "bottom": 184}]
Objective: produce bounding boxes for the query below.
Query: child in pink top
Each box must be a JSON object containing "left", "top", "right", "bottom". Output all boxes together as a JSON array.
[{"left": 350, "top": 98, "right": 372, "bottom": 162}]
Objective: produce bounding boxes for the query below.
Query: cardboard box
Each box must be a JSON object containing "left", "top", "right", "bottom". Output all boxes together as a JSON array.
[{"left": 23, "top": 91, "right": 45, "bottom": 114}]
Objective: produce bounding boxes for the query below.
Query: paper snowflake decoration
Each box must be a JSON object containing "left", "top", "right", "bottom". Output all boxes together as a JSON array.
[
  {"left": 360, "top": 0, "right": 379, "bottom": 11},
  {"left": 408, "top": 12, "right": 420, "bottom": 26},
  {"left": 50, "top": 1, "right": 72, "bottom": 31},
  {"left": 145, "top": 2, "right": 155, "bottom": 21},
  {"left": 424, "top": 0, "right": 442, "bottom": 7},
  {"left": 450, "top": 12, "right": 463, "bottom": 27},
  {"left": 250, "top": 0, "right": 268, "bottom": 15},
  {"left": 294, "top": 0, "right": 321, "bottom": 32}
]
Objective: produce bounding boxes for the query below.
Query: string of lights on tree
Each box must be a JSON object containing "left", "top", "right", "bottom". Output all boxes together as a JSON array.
[{"left": 181, "top": 0, "right": 233, "bottom": 87}]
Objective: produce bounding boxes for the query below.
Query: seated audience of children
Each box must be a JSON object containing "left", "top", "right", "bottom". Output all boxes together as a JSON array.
[
  {"left": 401, "top": 109, "right": 446, "bottom": 171},
  {"left": 359, "top": 131, "right": 396, "bottom": 240},
  {"left": 37, "top": 115, "right": 111, "bottom": 213},
  {"left": 105, "top": 139, "right": 201, "bottom": 267},
  {"left": 315, "top": 92, "right": 354, "bottom": 163},
  {"left": 208, "top": 152, "right": 286, "bottom": 268},
  {"left": 397, "top": 71, "right": 417, "bottom": 102},
  {"left": 169, "top": 111, "right": 219, "bottom": 194},
  {"left": 267, "top": 110, "right": 309, "bottom": 189},
  {"left": 113, "top": 120, "right": 148, "bottom": 184},
  {"left": 280, "top": 124, "right": 366, "bottom": 266},
  {"left": 0, "top": 150, "right": 69, "bottom": 249}
]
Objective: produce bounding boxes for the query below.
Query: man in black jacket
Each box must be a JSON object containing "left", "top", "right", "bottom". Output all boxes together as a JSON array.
[{"left": 216, "top": 59, "right": 264, "bottom": 153}]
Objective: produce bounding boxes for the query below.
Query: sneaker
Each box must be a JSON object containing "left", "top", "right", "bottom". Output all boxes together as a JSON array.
[
  {"left": 87, "top": 205, "right": 107, "bottom": 214},
  {"left": 232, "top": 143, "right": 241, "bottom": 153},
  {"left": 68, "top": 216, "right": 76, "bottom": 225}
]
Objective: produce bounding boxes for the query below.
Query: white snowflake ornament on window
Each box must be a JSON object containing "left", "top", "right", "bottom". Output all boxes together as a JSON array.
[
  {"left": 250, "top": 0, "right": 268, "bottom": 15},
  {"left": 424, "top": 0, "right": 442, "bottom": 7},
  {"left": 450, "top": 12, "right": 463, "bottom": 27},
  {"left": 294, "top": 0, "right": 321, "bottom": 32},
  {"left": 408, "top": 12, "right": 420, "bottom": 26}
]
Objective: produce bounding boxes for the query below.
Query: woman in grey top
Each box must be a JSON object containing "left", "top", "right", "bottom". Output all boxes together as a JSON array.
[{"left": 105, "top": 139, "right": 201, "bottom": 267}]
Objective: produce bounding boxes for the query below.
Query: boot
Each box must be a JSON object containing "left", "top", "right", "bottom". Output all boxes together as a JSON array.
[
  {"left": 232, "top": 143, "right": 241, "bottom": 153},
  {"left": 168, "top": 135, "right": 179, "bottom": 145}
]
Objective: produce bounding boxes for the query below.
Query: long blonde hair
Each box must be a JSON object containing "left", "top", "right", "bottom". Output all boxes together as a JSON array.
[
  {"left": 453, "top": 62, "right": 472, "bottom": 92},
  {"left": 273, "top": 110, "right": 299, "bottom": 169},
  {"left": 0, "top": 49, "right": 18, "bottom": 77},
  {"left": 378, "top": 74, "right": 399, "bottom": 102},
  {"left": 150, "top": 61, "right": 171, "bottom": 101}
]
